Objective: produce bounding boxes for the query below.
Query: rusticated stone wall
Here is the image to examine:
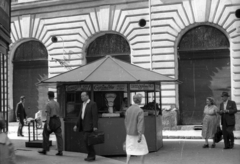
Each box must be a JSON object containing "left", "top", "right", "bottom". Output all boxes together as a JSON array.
[{"left": 8, "top": 0, "right": 240, "bottom": 124}]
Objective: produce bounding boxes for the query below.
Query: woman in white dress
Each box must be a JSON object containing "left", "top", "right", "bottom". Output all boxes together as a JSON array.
[
  {"left": 125, "top": 94, "right": 148, "bottom": 164},
  {"left": 202, "top": 97, "right": 219, "bottom": 148}
]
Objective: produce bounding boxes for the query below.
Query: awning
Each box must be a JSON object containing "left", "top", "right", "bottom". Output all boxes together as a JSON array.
[{"left": 40, "top": 55, "right": 180, "bottom": 84}]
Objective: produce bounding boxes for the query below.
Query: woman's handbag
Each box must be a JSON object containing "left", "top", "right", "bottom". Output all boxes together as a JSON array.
[
  {"left": 214, "top": 126, "right": 222, "bottom": 143},
  {"left": 87, "top": 131, "right": 105, "bottom": 146}
]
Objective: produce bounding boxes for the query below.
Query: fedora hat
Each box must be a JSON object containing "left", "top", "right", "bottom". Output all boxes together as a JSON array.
[{"left": 221, "top": 92, "right": 229, "bottom": 97}]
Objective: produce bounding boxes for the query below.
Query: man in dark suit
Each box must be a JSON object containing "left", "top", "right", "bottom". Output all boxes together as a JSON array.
[
  {"left": 73, "top": 92, "right": 98, "bottom": 162},
  {"left": 219, "top": 92, "right": 237, "bottom": 149},
  {"left": 16, "top": 96, "right": 27, "bottom": 137}
]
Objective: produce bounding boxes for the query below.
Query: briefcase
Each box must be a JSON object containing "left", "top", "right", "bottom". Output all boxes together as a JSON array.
[
  {"left": 214, "top": 126, "right": 222, "bottom": 143},
  {"left": 88, "top": 131, "right": 105, "bottom": 146}
]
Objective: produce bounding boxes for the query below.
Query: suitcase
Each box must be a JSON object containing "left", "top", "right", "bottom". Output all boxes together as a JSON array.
[{"left": 88, "top": 131, "right": 105, "bottom": 146}]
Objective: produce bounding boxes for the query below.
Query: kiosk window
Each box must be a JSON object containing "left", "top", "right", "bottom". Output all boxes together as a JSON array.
[
  {"left": 94, "top": 91, "right": 123, "bottom": 113},
  {"left": 65, "top": 92, "right": 89, "bottom": 117},
  {"left": 76, "top": 92, "right": 82, "bottom": 103},
  {"left": 130, "top": 92, "right": 145, "bottom": 107},
  {"left": 148, "top": 92, "right": 160, "bottom": 104},
  {"left": 130, "top": 91, "right": 161, "bottom": 115},
  {"left": 66, "top": 93, "right": 75, "bottom": 103},
  {"left": 66, "top": 103, "right": 75, "bottom": 117}
]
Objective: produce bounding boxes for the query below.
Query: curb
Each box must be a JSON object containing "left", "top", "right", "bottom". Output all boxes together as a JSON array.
[
  {"left": 163, "top": 136, "right": 202, "bottom": 139},
  {"left": 163, "top": 136, "right": 240, "bottom": 139}
]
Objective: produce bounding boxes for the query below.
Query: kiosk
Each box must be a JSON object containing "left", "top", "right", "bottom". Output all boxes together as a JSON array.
[{"left": 40, "top": 56, "right": 179, "bottom": 155}]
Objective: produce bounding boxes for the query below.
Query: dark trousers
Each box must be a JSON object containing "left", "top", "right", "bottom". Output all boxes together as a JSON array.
[
  {"left": 83, "top": 131, "right": 95, "bottom": 158},
  {"left": 42, "top": 117, "right": 63, "bottom": 152},
  {"left": 17, "top": 118, "right": 24, "bottom": 135},
  {"left": 222, "top": 118, "right": 234, "bottom": 148}
]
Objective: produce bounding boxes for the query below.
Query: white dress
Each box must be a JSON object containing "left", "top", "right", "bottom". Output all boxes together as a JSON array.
[{"left": 126, "top": 134, "right": 149, "bottom": 156}]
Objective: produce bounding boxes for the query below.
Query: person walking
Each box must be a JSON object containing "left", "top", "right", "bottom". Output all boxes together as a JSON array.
[
  {"left": 125, "top": 94, "right": 148, "bottom": 164},
  {"left": 15, "top": 96, "right": 27, "bottom": 137},
  {"left": 219, "top": 92, "right": 237, "bottom": 149},
  {"left": 73, "top": 92, "right": 98, "bottom": 162},
  {"left": 38, "top": 91, "right": 63, "bottom": 156},
  {"left": 201, "top": 97, "right": 219, "bottom": 148},
  {"left": 0, "top": 117, "right": 16, "bottom": 164}
]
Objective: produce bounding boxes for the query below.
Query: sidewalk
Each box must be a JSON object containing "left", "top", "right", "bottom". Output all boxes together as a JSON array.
[
  {"left": 7, "top": 122, "right": 240, "bottom": 164},
  {"left": 8, "top": 122, "right": 124, "bottom": 164}
]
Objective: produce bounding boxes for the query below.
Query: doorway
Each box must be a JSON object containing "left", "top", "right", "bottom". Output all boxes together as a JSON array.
[
  {"left": 178, "top": 26, "right": 230, "bottom": 125},
  {"left": 13, "top": 40, "right": 48, "bottom": 119}
]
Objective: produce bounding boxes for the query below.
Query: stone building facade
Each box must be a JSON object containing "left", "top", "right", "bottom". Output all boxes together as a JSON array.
[
  {"left": 0, "top": 0, "right": 11, "bottom": 131},
  {"left": 8, "top": 0, "right": 240, "bottom": 127}
]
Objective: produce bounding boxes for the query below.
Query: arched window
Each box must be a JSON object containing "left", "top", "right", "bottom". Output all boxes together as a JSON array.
[
  {"left": 178, "top": 25, "right": 229, "bottom": 51},
  {"left": 86, "top": 34, "right": 131, "bottom": 63},
  {"left": 13, "top": 40, "right": 48, "bottom": 62}
]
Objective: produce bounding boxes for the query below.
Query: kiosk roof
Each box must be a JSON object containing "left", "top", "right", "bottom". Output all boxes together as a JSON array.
[{"left": 40, "top": 55, "right": 179, "bottom": 83}]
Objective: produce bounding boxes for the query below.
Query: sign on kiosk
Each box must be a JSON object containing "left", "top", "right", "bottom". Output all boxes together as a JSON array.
[
  {"left": 130, "top": 84, "right": 155, "bottom": 90},
  {"left": 66, "top": 85, "right": 91, "bottom": 91},
  {"left": 93, "top": 84, "right": 127, "bottom": 91}
]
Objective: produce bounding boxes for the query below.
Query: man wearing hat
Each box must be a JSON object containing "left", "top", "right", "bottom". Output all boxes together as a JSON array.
[
  {"left": 219, "top": 92, "right": 237, "bottom": 149},
  {"left": 15, "top": 96, "right": 27, "bottom": 137}
]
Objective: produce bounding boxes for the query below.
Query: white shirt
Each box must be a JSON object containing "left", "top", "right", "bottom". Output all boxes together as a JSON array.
[
  {"left": 223, "top": 100, "right": 228, "bottom": 111},
  {"left": 81, "top": 99, "right": 90, "bottom": 119}
]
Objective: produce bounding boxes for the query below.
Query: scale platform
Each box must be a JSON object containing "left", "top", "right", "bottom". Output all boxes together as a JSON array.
[
  {"left": 26, "top": 119, "right": 52, "bottom": 148},
  {"left": 25, "top": 140, "right": 52, "bottom": 148}
]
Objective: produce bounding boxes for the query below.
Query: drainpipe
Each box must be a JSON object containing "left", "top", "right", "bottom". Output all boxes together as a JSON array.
[{"left": 149, "top": 0, "right": 153, "bottom": 70}]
